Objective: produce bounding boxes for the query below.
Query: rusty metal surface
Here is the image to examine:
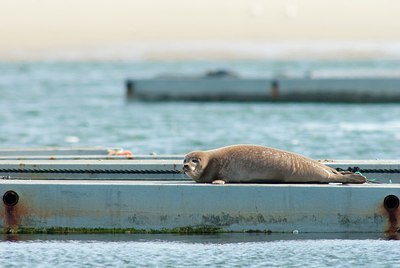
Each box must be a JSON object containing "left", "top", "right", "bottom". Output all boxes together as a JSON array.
[{"left": 1, "top": 180, "right": 400, "bottom": 234}]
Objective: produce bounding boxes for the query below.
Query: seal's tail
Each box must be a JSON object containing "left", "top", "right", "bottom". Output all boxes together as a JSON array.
[{"left": 338, "top": 172, "right": 367, "bottom": 184}]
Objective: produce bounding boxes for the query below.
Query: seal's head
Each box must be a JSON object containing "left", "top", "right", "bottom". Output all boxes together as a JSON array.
[{"left": 183, "top": 151, "right": 209, "bottom": 181}]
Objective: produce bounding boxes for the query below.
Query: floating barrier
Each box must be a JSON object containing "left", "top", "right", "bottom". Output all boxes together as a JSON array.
[
  {"left": 126, "top": 76, "right": 400, "bottom": 102},
  {"left": 2, "top": 181, "right": 400, "bottom": 236},
  {"left": 1, "top": 149, "right": 400, "bottom": 235}
]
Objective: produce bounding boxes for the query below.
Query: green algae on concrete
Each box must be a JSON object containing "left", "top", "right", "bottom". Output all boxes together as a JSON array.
[{"left": 1, "top": 226, "right": 225, "bottom": 235}]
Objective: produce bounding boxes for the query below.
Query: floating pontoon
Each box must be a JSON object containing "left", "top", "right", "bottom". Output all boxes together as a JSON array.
[
  {"left": 125, "top": 71, "right": 400, "bottom": 102},
  {"left": 1, "top": 148, "right": 400, "bottom": 237}
]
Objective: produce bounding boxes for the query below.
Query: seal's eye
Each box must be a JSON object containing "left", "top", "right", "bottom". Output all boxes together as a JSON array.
[{"left": 191, "top": 158, "right": 199, "bottom": 164}]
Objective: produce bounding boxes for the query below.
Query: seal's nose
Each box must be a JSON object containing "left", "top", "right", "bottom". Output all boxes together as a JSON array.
[{"left": 183, "top": 164, "right": 189, "bottom": 172}]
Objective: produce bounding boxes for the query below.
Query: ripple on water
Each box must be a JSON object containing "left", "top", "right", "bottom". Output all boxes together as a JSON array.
[{"left": 1, "top": 237, "right": 400, "bottom": 267}]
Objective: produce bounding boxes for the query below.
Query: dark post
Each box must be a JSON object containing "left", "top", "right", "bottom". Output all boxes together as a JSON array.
[
  {"left": 126, "top": 80, "right": 135, "bottom": 100},
  {"left": 271, "top": 80, "right": 279, "bottom": 100}
]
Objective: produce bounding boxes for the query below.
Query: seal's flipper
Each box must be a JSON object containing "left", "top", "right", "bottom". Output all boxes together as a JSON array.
[{"left": 337, "top": 173, "right": 367, "bottom": 184}]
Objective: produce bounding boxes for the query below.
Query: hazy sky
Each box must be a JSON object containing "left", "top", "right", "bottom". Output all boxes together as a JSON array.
[{"left": 1, "top": 0, "right": 400, "bottom": 59}]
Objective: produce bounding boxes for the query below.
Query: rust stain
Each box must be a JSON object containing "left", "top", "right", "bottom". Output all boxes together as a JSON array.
[
  {"left": 2, "top": 198, "right": 28, "bottom": 234},
  {"left": 271, "top": 81, "right": 279, "bottom": 100},
  {"left": 381, "top": 195, "right": 400, "bottom": 240}
]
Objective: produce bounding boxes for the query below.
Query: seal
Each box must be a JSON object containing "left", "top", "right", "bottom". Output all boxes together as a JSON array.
[{"left": 183, "top": 145, "right": 366, "bottom": 184}]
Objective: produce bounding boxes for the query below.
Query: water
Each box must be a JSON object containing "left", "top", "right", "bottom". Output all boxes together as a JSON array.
[
  {"left": 1, "top": 59, "right": 400, "bottom": 266},
  {"left": 1, "top": 60, "right": 400, "bottom": 158},
  {"left": 1, "top": 233, "right": 400, "bottom": 267}
]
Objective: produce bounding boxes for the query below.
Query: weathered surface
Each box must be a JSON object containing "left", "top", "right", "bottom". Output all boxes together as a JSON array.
[{"left": 1, "top": 180, "right": 400, "bottom": 234}]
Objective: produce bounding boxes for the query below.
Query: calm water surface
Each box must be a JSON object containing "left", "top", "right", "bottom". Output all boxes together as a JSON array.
[
  {"left": 1, "top": 60, "right": 400, "bottom": 266},
  {"left": 1, "top": 60, "right": 400, "bottom": 159}
]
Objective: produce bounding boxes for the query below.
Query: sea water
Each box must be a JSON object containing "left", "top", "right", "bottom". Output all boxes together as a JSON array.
[
  {"left": 1, "top": 60, "right": 400, "bottom": 159},
  {"left": 1, "top": 234, "right": 400, "bottom": 267},
  {"left": 1, "top": 60, "right": 400, "bottom": 266}
]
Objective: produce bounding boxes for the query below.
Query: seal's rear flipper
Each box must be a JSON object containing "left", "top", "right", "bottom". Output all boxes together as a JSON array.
[{"left": 339, "top": 173, "right": 367, "bottom": 184}]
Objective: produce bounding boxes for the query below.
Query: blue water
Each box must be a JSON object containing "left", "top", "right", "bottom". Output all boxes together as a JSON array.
[
  {"left": 1, "top": 234, "right": 400, "bottom": 267},
  {"left": 1, "top": 60, "right": 400, "bottom": 158},
  {"left": 1, "top": 59, "right": 400, "bottom": 266}
]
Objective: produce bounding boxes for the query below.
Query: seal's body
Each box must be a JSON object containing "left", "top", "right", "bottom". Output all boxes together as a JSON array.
[{"left": 183, "top": 145, "right": 366, "bottom": 184}]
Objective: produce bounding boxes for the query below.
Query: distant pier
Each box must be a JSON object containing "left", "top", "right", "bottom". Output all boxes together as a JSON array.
[{"left": 125, "top": 74, "right": 400, "bottom": 102}]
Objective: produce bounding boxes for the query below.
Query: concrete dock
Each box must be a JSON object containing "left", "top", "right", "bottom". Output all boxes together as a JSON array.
[
  {"left": 126, "top": 77, "right": 400, "bottom": 102},
  {"left": 1, "top": 149, "right": 400, "bottom": 235}
]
